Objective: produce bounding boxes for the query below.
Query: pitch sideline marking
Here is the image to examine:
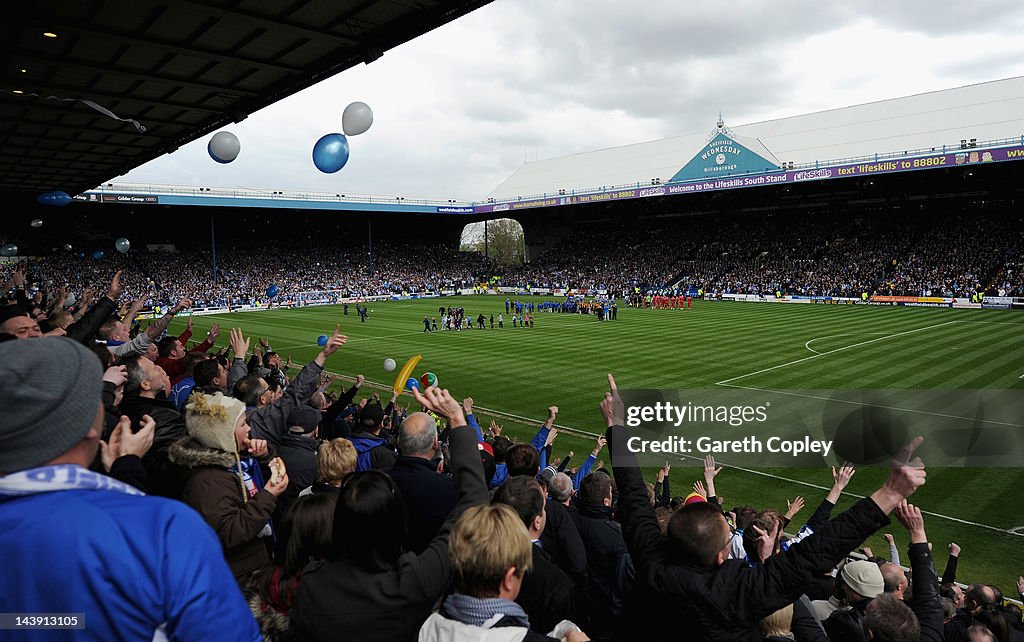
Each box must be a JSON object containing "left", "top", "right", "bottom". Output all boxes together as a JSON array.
[{"left": 716, "top": 320, "right": 959, "bottom": 385}]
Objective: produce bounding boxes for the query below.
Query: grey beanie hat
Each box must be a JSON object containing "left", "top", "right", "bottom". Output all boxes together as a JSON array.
[{"left": 0, "top": 337, "right": 103, "bottom": 473}]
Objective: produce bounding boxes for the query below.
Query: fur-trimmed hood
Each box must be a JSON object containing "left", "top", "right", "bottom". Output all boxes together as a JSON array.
[{"left": 168, "top": 436, "right": 238, "bottom": 469}]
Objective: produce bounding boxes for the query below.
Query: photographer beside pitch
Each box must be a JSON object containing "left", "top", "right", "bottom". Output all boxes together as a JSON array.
[{"left": 599, "top": 373, "right": 928, "bottom": 642}]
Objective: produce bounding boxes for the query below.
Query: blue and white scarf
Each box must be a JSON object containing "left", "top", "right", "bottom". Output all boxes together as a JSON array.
[
  {"left": 0, "top": 464, "right": 144, "bottom": 499},
  {"left": 441, "top": 592, "right": 530, "bottom": 629}
]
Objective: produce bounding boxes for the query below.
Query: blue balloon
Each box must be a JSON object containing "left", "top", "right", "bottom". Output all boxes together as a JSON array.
[
  {"left": 405, "top": 377, "right": 420, "bottom": 392},
  {"left": 317, "top": 334, "right": 328, "bottom": 347},
  {"left": 36, "top": 191, "right": 71, "bottom": 206},
  {"left": 312, "top": 133, "right": 350, "bottom": 173},
  {"left": 266, "top": 284, "right": 279, "bottom": 298},
  {"left": 92, "top": 250, "right": 105, "bottom": 260}
]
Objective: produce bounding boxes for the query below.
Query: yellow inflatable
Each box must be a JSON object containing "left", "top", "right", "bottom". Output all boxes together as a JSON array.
[{"left": 392, "top": 354, "right": 423, "bottom": 394}]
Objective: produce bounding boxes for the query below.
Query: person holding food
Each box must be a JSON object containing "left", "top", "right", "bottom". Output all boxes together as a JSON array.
[{"left": 170, "top": 390, "right": 290, "bottom": 587}]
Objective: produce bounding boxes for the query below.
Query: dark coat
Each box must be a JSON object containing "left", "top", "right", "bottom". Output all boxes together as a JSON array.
[
  {"left": 906, "top": 542, "right": 943, "bottom": 642},
  {"left": 168, "top": 438, "right": 277, "bottom": 580},
  {"left": 539, "top": 499, "right": 588, "bottom": 586},
  {"left": 273, "top": 432, "right": 319, "bottom": 521},
  {"left": 387, "top": 455, "right": 455, "bottom": 554},
  {"left": 570, "top": 501, "right": 634, "bottom": 632},
  {"left": 118, "top": 393, "right": 188, "bottom": 499},
  {"left": 291, "top": 425, "right": 489, "bottom": 642},
  {"left": 516, "top": 543, "right": 578, "bottom": 635},
  {"left": 606, "top": 424, "right": 891, "bottom": 642}
]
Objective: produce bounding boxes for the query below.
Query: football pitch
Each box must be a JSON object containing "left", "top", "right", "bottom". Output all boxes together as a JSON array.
[{"left": 171, "top": 297, "right": 1024, "bottom": 592}]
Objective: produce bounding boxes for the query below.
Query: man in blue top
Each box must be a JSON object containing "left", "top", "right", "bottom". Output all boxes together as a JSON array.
[{"left": 0, "top": 337, "right": 260, "bottom": 642}]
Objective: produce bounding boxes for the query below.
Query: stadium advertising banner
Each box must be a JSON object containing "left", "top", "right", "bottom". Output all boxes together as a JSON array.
[
  {"left": 867, "top": 295, "right": 959, "bottom": 307},
  {"left": 74, "top": 193, "right": 159, "bottom": 204},
  {"left": 474, "top": 144, "right": 1024, "bottom": 215}
]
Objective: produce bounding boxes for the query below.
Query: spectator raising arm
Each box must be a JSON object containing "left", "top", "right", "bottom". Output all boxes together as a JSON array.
[{"left": 894, "top": 500, "right": 943, "bottom": 642}]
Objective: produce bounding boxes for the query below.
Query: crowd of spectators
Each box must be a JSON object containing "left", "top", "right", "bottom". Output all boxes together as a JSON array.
[
  {"left": 505, "top": 210, "right": 1024, "bottom": 298},
  {"left": 1, "top": 264, "right": 1022, "bottom": 642},
  {"left": 2, "top": 209, "right": 1022, "bottom": 307},
  {"left": 0, "top": 240, "right": 488, "bottom": 310}
]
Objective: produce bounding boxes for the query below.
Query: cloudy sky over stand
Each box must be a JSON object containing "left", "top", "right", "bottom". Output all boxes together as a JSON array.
[{"left": 120, "top": 0, "right": 1024, "bottom": 202}]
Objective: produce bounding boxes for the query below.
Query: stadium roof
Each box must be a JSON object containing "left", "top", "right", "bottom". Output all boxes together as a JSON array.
[
  {"left": 487, "top": 76, "right": 1024, "bottom": 201},
  {"left": 1, "top": 0, "right": 492, "bottom": 197}
]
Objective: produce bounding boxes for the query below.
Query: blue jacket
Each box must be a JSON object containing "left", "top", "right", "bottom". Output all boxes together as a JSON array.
[{"left": 0, "top": 465, "right": 260, "bottom": 642}]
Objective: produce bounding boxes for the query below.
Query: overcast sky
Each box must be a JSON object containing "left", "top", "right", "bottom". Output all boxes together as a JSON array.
[{"left": 119, "top": 0, "right": 1024, "bottom": 202}]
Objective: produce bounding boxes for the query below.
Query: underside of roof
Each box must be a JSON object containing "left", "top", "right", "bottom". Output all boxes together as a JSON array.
[{"left": 1, "top": 0, "right": 492, "bottom": 196}]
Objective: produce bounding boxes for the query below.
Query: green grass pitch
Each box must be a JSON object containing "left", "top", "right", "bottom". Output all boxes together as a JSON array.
[{"left": 169, "top": 297, "right": 1024, "bottom": 592}]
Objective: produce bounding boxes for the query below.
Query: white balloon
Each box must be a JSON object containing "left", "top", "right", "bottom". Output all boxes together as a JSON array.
[
  {"left": 115, "top": 237, "right": 131, "bottom": 254},
  {"left": 383, "top": 358, "right": 397, "bottom": 372},
  {"left": 0, "top": 243, "right": 17, "bottom": 257},
  {"left": 30, "top": 219, "right": 43, "bottom": 228},
  {"left": 342, "top": 102, "right": 374, "bottom": 136},
  {"left": 208, "top": 131, "right": 241, "bottom": 163}
]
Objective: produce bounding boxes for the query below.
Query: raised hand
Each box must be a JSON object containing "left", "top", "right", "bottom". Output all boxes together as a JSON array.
[
  {"left": 827, "top": 462, "right": 857, "bottom": 503},
  {"left": 463, "top": 397, "right": 474, "bottom": 415},
  {"left": 895, "top": 500, "right": 927, "bottom": 544},
  {"left": 693, "top": 480, "right": 708, "bottom": 497},
  {"left": 229, "top": 327, "right": 250, "bottom": 359},
  {"left": 544, "top": 428, "right": 559, "bottom": 447},
  {"left": 207, "top": 323, "right": 221, "bottom": 342},
  {"left": 704, "top": 454, "right": 722, "bottom": 480},
  {"left": 107, "top": 270, "right": 124, "bottom": 301},
  {"left": 599, "top": 373, "right": 624, "bottom": 428},
  {"left": 948, "top": 542, "right": 961, "bottom": 557},
  {"left": 784, "top": 495, "right": 805, "bottom": 520},
  {"left": 592, "top": 435, "right": 607, "bottom": 456},
  {"left": 316, "top": 324, "right": 348, "bottom": 363},
  {"left": 411, "top": 386, "right": 466, "bottom": 426},
  {"left": 872, "top": 437, "right": 927, "bottom": 514},
  {"left": 833, "top": 463, "right": 856, "bottom": 488},
  {"left": 489, "top": 420, "right": 502, "bottom": 438}
]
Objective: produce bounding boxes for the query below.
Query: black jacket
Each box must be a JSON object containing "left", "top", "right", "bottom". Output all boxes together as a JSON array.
[
  {"left": 906, "top": 542, "right": 943, "bottom": 642},
  {"left": 273, "top": 432, "right": 319, "bottom": 520},
  {"left": 607, "top": 424, "right": 891, "bottom": 642},
  {"left": 516, "top": 543, "right": 579, "bottom": 635},
  {"left": 291, "top": 424, "right": 490, "bottom": 642},
  {"left": 118, "top": 394, "right": 188, "bottom": 499},
  {"left": 388, "top": 455, "right": 455, "bottom": 554},
  {"left": 570, "top": 501, "right": 634, "bottom": 632},
  {"left": 539, "top": 499, "right": 588, "bottom": 586}
]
